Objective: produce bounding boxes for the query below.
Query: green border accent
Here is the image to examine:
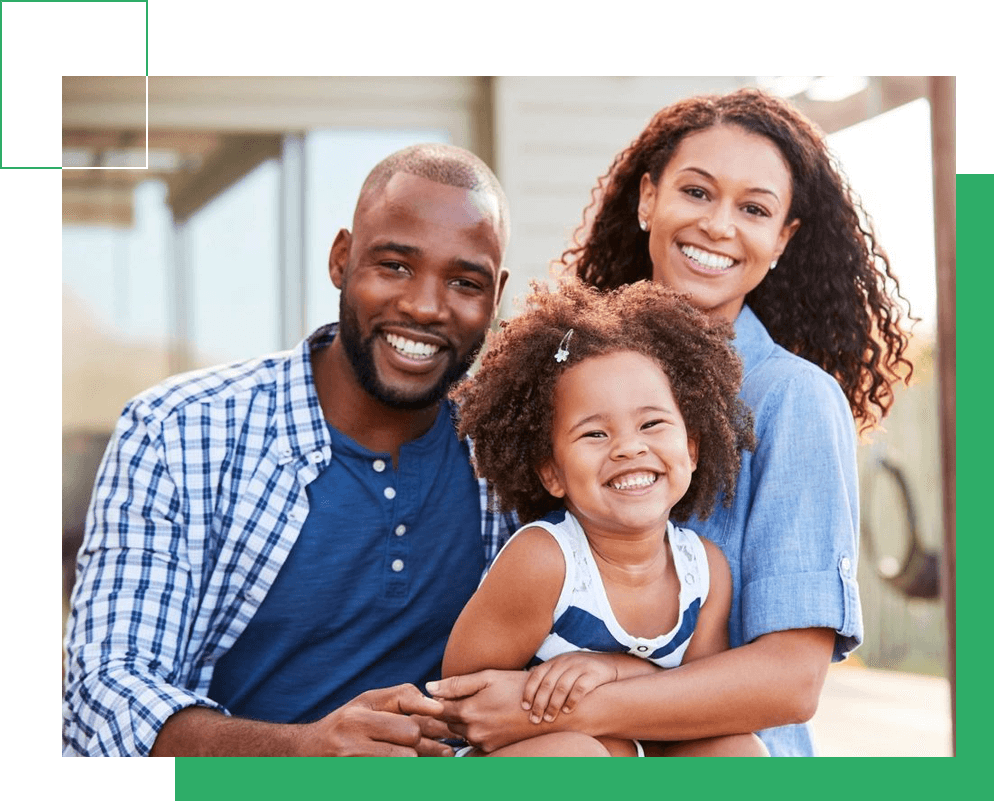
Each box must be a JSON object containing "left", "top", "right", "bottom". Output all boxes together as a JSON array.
[
  {"left": 957, "top": 174, "right": 986, "bottom": 761},
  {"left": 0, "top": 0, "right": 148, "bottom": 169}
]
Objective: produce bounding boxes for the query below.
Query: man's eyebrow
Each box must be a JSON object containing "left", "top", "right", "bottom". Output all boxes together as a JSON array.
[
  {"left": 370, "top": 241, "right": 421, "bottom": 257},
  {"left": 454, "top": 259, "right": 495, "bottom": 283},
  {"left": 678, "top": 166, "right": 782, "bottom": 201}
]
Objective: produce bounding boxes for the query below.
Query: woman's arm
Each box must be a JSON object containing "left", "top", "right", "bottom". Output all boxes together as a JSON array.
[
  {"left": 441, "top": 526, "right": 565, "bottom": 678},
  {"left": 431, "top": 627, "right": 834, "bottom": 751},
  {"left": 573, "top": 626, "right": 835, "bottom": 740}
]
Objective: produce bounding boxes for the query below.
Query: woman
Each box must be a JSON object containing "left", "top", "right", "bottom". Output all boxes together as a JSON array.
[{"left": 431, "top": 88, "right": 913, "bottom": 756}]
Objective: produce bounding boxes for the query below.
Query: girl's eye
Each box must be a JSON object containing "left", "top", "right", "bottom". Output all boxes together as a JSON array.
[
  {"left": 743, "top": 203, "right": 770, "bottom": 217},
  {"left": 684, "top": 186, "right": 708, "bottom": 200},
  {"left": 642, "top": 420, "right": 663, "bottom": 430},
  {"left": 581, "top": 430, "right": 606, "bottom": 439}
]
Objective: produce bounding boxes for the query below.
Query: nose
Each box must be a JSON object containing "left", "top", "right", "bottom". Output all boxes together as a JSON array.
[
  {"left": 610, "top": 430, "right": 648, "bottom": 460},
  {"left": 699, "top": 201, "right": 735, "bottom": 239},
  {"left": 396, "top": 274, "right": 448, "bottom": 325}
]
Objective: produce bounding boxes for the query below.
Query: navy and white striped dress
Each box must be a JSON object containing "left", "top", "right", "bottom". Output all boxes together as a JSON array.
[{"left": 505, "top": 509, "right": 710, "bottom": 669}]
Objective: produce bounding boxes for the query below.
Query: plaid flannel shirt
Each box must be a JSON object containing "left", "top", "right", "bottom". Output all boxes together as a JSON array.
[{"left": 62, "top": 324, "right": 516, "bottom": 757}]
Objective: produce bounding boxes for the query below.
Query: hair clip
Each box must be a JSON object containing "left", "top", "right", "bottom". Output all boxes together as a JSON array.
[{"left": 554, "top": 329, "right": 575, "bottom": 363}]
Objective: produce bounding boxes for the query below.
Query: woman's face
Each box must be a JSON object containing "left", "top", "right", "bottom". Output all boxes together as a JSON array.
[{"left": 637, "top": 124, "right": 800, "bottom": 323}]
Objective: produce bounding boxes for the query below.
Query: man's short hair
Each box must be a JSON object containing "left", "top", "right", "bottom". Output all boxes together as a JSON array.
[{"left": 356, "top": 143, "right": 510, "bottom": 249}]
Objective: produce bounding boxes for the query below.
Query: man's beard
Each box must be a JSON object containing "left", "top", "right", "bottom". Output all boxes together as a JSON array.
[{"left": 337, "top": 290, "right": 484, "bottom": 411}]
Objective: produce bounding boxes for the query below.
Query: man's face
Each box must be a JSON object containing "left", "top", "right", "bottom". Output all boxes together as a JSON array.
[{"left": 330, "top": 172, "right": 508, "bottom": 410}]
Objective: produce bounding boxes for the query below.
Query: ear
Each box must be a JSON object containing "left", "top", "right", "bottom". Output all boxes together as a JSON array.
[
  {"left": 329, "top": 228, "right": 352, "bottom": 289},
  {"left": 687, "top": 435, "right": 699, "bottom": 472},
  {"left": 494, "top": 267, "right": 510, "bottom": 312},
  {"left": 638, "top": 172, "right": 658, "bottom": 223},
  {"left": 774, "top": 218, "right": 801, "bottom": 260},
  {"left": 537, "top": 460, "right": 566, "bottom": 499}
]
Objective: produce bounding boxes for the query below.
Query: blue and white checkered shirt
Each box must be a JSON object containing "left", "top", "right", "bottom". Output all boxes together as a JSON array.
[{"left": 62, "top": 324, "right": 516, "bottom": 757}]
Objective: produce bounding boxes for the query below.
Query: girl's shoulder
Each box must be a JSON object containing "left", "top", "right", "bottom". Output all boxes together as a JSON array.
[{"left": 490, "top": 517, "right": 570, "bottom": 578}]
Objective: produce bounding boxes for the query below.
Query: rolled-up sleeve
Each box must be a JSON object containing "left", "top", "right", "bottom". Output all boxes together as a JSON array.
[
  {"left": 63, "top": 400, "right": 227, "bottom": 757},
  {"left": 739, "top": 368, "right": 862, "bottom": 661}
]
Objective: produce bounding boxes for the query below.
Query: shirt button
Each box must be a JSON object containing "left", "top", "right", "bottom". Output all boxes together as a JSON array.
[
  {"left": 685, "top": 573, "right": 695, "bottom": 584},
  {"left": 395, "top": 524, "right": 407, "bottom": 537},
  {"left": 840, "top": 556, "right": 852, "bottom": 576},
  {"left": 384, "top": 487, "right": 396, "bottom": 500},
  {"left": 637, "top": 645, "right": 648, "bottom": 652},
  {"left": 391, "top": 559, "right": 404, "bottom": 572},
  {"left": 309, "top": 451, "right": 324, "bottom": 463},
  {"left": 373, "top": 459, "right": 386, "bottom": 472}
]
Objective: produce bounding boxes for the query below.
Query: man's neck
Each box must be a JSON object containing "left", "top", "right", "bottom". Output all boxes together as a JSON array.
[{"left": 311, "top": 340, "right": 441, "bottom": 465}]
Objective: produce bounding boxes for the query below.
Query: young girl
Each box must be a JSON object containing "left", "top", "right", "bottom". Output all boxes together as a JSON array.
[{"left": 441, "top": 279, "right": 762, "bottom": 757}]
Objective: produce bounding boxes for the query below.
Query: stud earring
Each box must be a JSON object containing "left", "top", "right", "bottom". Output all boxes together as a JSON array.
[
  {"left": 639, "top": 219, "right": 648, "bottom": 232},
  {"left": 769, "top": 259, "right": 778, "bottom": 271}
]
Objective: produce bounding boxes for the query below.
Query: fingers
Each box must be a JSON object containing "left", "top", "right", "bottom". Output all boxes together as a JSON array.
[
  {"left": 556, "top": 673, "right": 598, "bottom": 716},
  {"left": 528, "top": 664, "right": 574, "bottom": 723},
  {"left": 526, "top": 665, "right": 599, "bottom": 723},
  {"left": 312, "top": 686, "right": 452, "bottom": 756},
  {"left": 426, "top": 671, "right": 491, "bottom": 700},
  {"left": 411, "top": 713, "right": 457, "bottom": 742},
  {"left": 415, "top": 736, "right": 456, "bottom": 757},
  {"left": 359, "top": 684, "right": 445, "bottom": 718},
  {"left": 312, "top": 707, "right": 423, "bottom": 757}
]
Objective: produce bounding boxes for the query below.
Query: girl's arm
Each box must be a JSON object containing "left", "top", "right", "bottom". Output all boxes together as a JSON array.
[
  {"left": 680, "top": 537, "right": 731, "bottom": 663},
  {"left": 441, "top": 527, "right": 566, "bottom": 678},
  {"left": 431, "top": 628, "right": 833, "bottom": 750}
]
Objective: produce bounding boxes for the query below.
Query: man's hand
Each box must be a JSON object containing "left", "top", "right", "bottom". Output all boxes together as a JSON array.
[
  {"left": 151, "top": 684, "right": 455, "bottom": 757},
  {"left": 428, "top": 670, "right": 547, "bottom": 753},
  {"left": 301, "top": 685, "right": 454, "bottom": 757}
]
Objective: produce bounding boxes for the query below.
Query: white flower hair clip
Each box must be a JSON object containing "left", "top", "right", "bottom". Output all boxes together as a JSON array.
[{"left": 554, "top": 329, "right": 575, "bottom": 363}]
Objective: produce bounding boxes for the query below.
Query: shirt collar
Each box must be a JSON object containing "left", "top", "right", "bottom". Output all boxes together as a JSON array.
[
  {"left": 733, "top": 305, "right": 777, "bottom": 379},
  {"left": 274, "top": 323, "right": 337, "bottom": 464}
]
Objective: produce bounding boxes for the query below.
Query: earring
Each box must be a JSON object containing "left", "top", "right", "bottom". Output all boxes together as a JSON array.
[
  {"left": 769, "top": 259, "right": 778, "bottom": 271},
  {"left": 639, "top": 219, "right": 648, "bottom": 232}
]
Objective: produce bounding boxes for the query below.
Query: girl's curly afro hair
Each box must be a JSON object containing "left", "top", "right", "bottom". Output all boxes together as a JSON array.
[{"left": 451, "top": 279, "right": 755, "bottom": 524}]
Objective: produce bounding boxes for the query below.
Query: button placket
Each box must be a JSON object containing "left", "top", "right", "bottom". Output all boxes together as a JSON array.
[{"left": 384, "top": 455, "right": 411, "bottom": 602}]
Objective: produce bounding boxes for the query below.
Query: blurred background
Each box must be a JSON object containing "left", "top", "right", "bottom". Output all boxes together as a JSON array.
[{"left": 62, "top": 76, "right": 955, "bottom": 756}]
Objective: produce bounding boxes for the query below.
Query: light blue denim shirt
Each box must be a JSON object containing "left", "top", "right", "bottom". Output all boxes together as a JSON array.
[{"left": 685, "top": 305, "right": 862, "bottom": 757}]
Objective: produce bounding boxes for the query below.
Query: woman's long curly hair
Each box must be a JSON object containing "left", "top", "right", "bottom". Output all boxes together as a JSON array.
[
  {"left": 452, "top": 279, "right": 756, "bottom": 525},
  {"left": 562, "top": 88, "right": 914, "bottom": 432}
]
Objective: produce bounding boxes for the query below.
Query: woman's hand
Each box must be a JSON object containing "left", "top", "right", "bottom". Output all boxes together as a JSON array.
[{"left": 523, "top": 652, "right": 659, "bottom": 723}]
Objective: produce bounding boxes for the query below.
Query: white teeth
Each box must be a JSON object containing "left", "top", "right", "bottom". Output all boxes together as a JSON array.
[
  {"left": 681, "top": 244, "right": 735, "bottom": 270},
  {"left": 385, "top": 333, "right": 440, "bottom": 359},
  {"left": 609, "top": 472, "right": 658, "bottom": 490}
]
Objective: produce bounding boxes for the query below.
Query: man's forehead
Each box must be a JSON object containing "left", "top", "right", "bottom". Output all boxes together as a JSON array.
[
  {"left": 382, "top": 171, "right": 498, "bottom": 213},
  {"left": 355, "top": 172, "right": 504, "bottom": 249}
]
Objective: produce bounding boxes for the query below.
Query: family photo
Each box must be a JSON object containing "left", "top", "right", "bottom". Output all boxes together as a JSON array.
[{"left": 61, "top": 76, "right": 954, "bottom": 758}]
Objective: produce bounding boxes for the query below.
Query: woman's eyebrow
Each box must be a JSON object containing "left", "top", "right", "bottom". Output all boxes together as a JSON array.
[{"left": 677, "top": 166, "right": 782, "bottom": 201}]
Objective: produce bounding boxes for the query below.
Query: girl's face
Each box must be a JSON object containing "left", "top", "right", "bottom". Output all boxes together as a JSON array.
[
  {"left": 538, "top": 350, "right": 698, "bottom": 541},
  {"left": 637, "top": 124, "right": 800, "bottom": 323}
]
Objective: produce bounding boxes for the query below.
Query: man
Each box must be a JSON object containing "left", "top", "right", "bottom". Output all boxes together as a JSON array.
[{"left": 63, "top": 143, "right": 514, "bottom": 756}]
